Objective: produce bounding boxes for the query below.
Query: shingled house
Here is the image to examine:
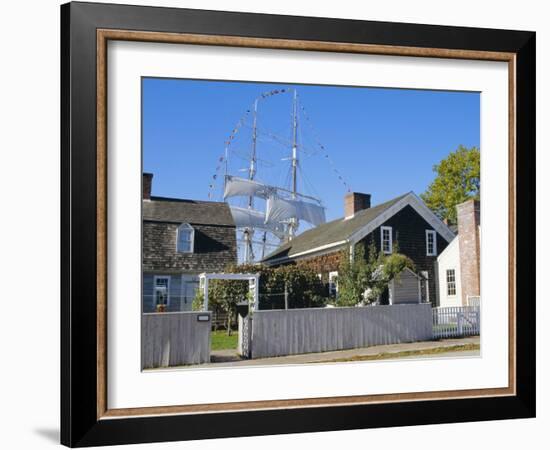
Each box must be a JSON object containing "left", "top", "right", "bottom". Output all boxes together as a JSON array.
[
  {"left": 142, "top": 173, "right": 237, "bottom": 313},
  {"left": 263, "top": 191, "right": 455, "bottom": 306}
]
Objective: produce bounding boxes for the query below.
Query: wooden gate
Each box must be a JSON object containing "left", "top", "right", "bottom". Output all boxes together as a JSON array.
[{"left": 433, "top": 306, "right": 480, "bottom": 339}]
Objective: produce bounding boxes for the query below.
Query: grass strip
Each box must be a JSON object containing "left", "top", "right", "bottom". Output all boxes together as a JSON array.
[{"left": 311, "top": 343, "right": 480, "bottom": 363}]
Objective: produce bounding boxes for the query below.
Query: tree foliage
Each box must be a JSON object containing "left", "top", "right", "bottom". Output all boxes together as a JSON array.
[
  {"left": 193, "top": 241, "right": 416, "bottom": 321},
  {"left": 192, "top": 263, "right": 326, "bottom": 333},
  {"left": 421, "top": 145, "right": 480, "bottom": 224},
  {"left": 336, "top": 240, "right": 415, "bottom": 306},
  {"left": 336, "top": 242, "right": 370, "bottom": 307},
  {"left": 260, "top": 265, "right": 326, "bottom": 310}
]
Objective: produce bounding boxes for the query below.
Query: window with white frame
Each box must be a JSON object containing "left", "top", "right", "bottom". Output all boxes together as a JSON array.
[
  {"left": 177, "top": 223, "right": 194, "bottom": 253},
  {"left": 426, "top": 230, "right": 437, "bottom": 256},
  {"left": 446, "top": 269, "right": 456, "bottom": 297},
  {"left": 380, "top": 226, "right": 393, "bottom": 254},
  {"left": 328, "top": 271, "right": 338, "bottom": 297},
  {"left": 154, "top": 276, "right": 170, "bottom": 306}
]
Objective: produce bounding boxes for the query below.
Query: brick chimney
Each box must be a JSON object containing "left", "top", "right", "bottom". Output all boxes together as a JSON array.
[
  {"left": 143, "top": 173, "right": 153, "bottom": 200},
  {"left": 344, "top": 192, "right": 371, "bottom": 219},
  {"left": 457, "top": 199, "right": 480, "bottom": 306}
]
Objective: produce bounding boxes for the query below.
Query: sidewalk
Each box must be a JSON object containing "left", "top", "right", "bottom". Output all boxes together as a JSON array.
[{"left": 203, "top": 336, "right": 480, "bottom": 368}]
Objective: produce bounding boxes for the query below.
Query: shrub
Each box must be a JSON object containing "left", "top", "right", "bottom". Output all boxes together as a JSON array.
[
  {"left": 192, "top": 263, "right": 327, "bottom": 321},
  {"left": 261, "top": 265, "right": 326, "bottom": 309},
  {"left": 337, "top": 240, "right": 415, "bottom": 306}
]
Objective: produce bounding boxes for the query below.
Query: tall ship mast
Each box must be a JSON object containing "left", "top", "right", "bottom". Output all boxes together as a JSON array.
[{"left": 212, "top": 88, "right": 331, "bottom": 264}]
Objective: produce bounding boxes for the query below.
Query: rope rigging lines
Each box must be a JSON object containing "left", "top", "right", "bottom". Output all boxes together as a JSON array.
[{"left": 207, "top": 87, "right": 352, "bottom": 201}]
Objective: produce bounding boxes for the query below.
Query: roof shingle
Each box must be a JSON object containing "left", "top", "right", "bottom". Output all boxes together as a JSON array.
[
  {"left": 143, "top": 197, "right": 235, "bottom": 226},
  {"left": 263, "top": 193, "right": 409, "bottom": 261}
]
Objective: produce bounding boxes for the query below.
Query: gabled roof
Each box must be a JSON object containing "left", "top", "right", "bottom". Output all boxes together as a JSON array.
[
  {"left": 143, "top": 196, "right": 235, "bottom": 226},
  {"left": 263, "top": 192, "right": 455, "bottom": 263},
  {"left": 263, "top": 194, "right": 408, "bottom": 262}
]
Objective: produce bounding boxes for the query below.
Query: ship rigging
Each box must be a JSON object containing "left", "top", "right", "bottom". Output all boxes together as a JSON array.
[{"left": 209, "top": 87, "right": 347, "bottom": 264}]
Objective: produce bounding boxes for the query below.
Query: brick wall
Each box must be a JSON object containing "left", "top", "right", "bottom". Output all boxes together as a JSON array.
[
  {"left": 143, "top": 173, "right": 153, "bottom": 200},
  {"left": 457, "top": 199, "right": 480, "bottom": 306},
  {"left": 344, "top": 192, "right": 371, "bottom": 218}
]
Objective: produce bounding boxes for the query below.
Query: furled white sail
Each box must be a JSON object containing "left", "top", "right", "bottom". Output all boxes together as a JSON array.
[
  {"left": 229, "top": 206, "right": 285, "bottom": 239},
  {"left": 265, "top": 196, "right": 326, "bottom": 226},
  {"left": 223, "top": 176, "right": 272, "bottom": 200}
]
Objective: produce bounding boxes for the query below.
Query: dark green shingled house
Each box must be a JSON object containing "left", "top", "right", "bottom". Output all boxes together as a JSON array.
[{"left": 263, "top": 192, "right": 455, "bottom": 306}]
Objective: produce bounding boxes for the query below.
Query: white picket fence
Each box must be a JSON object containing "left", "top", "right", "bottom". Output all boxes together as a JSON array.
[
  {"left": 467, "top": 296, "right": 481, "bottom": 307},
  {"left": 433, "top": 306, "right": 480, "bottom": 339}
]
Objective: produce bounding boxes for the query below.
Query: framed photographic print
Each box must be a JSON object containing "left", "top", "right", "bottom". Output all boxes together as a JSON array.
[{"left": 61, "top": 1, "right": 535, "bottom": 447}]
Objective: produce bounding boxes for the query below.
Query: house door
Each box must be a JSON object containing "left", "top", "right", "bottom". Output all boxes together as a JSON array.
[
  {"left": 181, "top": 276, "right": 199, "bottom": 311},
  {"left": 379, "top": 287, "right": 390, "bottom": 305},
  {"left": 420, "top": 271, "right": 430, "bottom": 304}
]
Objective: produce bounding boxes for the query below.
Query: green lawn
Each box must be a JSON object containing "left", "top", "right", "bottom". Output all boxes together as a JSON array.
[{"left": 211, "top": 330, "right": 238, "bottom": 351}]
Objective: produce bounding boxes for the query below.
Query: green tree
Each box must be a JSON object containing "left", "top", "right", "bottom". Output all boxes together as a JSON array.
[
  {"left": 264, "top": 265, "right": 325, "bottom": 309},
  {"left": 336, "top": 240, "right": 415, "bottom": 306},
  {"left": 336, "top": 243, "right": 369, "bottom": 306},
  {"left": 421, "top": 145, "right": 480, "bottom": 224},
  {"left": 192, "top": 277, "right": 248, "bottom": 335}
]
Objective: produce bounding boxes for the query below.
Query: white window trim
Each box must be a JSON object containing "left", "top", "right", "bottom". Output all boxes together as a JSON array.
[
  {"left": 153, "top": 275, "right": 171, "bottom": 307},
  {"left": 176, "top": 223, "right": 195, "bottom": 253},
  {"left": 426, "top": 229, "right": 437, "bottom": 256},
  {"left": 328, "top": 271, "right": 339, "bottom": 297},
  {"left": 446, "top": 269, "right": 457, "bottom": 297},
  {"left": 380, "top": 226, "right": 393, "bottom": 254}
]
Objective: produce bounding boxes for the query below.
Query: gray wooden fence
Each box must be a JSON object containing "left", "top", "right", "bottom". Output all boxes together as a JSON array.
[
  {"left": 242, "top": 304, "right": 433, "bottom": 359},
  {"left": 142, "top": 312, "right": 211, "bottom": 368}
]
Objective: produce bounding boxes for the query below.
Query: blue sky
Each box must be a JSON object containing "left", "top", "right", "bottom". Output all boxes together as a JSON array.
[{"left": 142, "top": 78, "right": 479, "bottom": 222}]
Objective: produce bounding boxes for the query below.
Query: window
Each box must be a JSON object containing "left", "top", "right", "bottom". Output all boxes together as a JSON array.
[
  {"left": 154, "top": 276, "right": 170, "bottom": 306},
  {"left": 426, "top": 230, "right": 437, "bottom": 256},
  {"left": 380, "top": 226, "right": 393, "bottom": 254},
  {"left": 328, "top": 271, "right": 338, "bottom": 297},
  {"left": 177, "top": 223, "right": 194, "bottom": 253},
  {"left": 446, "top": 269, "right": 456, "bottom": 297}
]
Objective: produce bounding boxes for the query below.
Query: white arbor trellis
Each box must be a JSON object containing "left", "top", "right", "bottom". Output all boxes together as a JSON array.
[{"left": 198, "top": 273, "right": 260, "bottom": 312}]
